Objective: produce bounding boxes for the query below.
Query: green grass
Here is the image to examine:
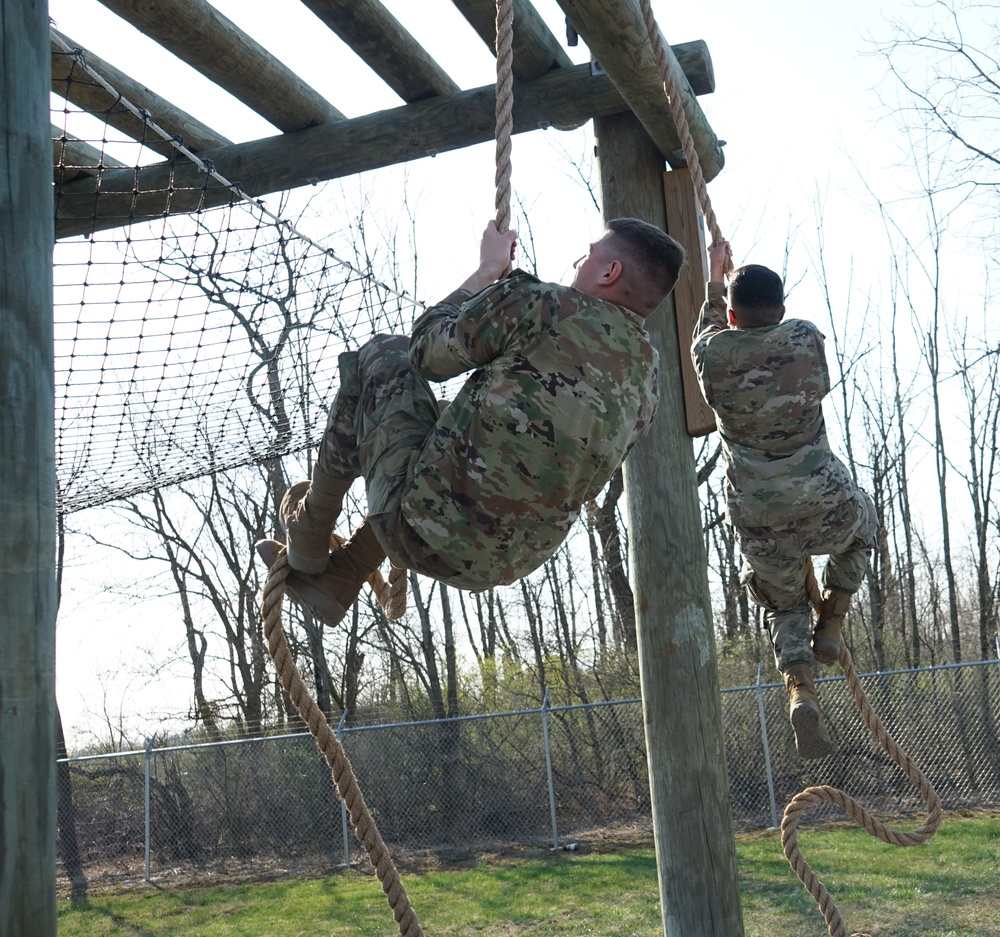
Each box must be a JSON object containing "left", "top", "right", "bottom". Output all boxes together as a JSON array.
[{"left": 58, "top": 815, "right": 1000, "bottom": 936}]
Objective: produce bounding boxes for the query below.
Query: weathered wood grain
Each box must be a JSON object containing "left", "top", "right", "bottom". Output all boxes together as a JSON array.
[
  {"left": 96, "top": 0, "right": 344, "bottom": 130},
  {"left": 595, "top": 111, "right": 744, "bottom": 937},
  {"left": 557, "top": 0, "right": 724, "bottom": 178},
  {"left": 56, "top": 63, "right": 630, "bottom": 239},
  {"left": 51, "top": 28, "right": 232, "bottom": 156},
  {"left": 663, "top": 168, "right": 717, "bottom": 436},
  {"left": 1, "top": 2, "right": 58, "bottom": 934},
  {"left": 301, "top": 0, "right": 459, "bottom": 102}
]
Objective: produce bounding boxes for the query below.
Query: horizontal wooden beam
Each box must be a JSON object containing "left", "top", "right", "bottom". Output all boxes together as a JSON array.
[
  {"left": 300, "top": 0, "right": 459, "bottom": 102},
  {"left": 666, "top": 40, "right": 715, "bottom": 97},
  {"left": 51, "top": 29, "right": 231, "bottom": 156},
  {"left": 52, "top": 126, "right": 127, "bottom": 184},
  {"left": 96, "top": 0, "right": 344, "bottom": 131},
  {"left": 555, "top": 0, "right": 724, "bottom": 179},
  {"left": 452, "top": 0, "right": 573, "bottom": 80},
  {"left": 56, "top": 64, "right": 630, "bottom": 239}
]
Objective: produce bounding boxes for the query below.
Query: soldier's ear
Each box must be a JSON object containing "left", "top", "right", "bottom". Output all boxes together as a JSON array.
[
  {"left": 778, "top": 304, "right": 786, "bottom": 322},
  {"left": 727, "top": 308, "right": 737, "bottom": 326},
  {"left": 602, "top": 259, "right": 623, "bottom": 285}
]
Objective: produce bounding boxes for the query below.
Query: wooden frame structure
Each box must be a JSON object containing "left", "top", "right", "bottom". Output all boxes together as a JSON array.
[{"left": 6, "top": 1, "right": 738, "bottom": 934}]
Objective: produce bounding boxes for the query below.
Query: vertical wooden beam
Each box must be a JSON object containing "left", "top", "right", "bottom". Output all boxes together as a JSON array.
[
  {"left": 1, "top": 1, "right": 58, "bottom": 935},
  {"left": 663, "top": 169, "right": 716, "bottom": 436},
  {"left": 594, "top": 111, "right": 743, "bottom": 937}
]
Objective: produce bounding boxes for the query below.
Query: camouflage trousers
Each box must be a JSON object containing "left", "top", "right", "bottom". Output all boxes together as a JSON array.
[
  {"left": 736, "top": 490, "right": 878, "bottom": 672},
  {"left": 316, "top": 335, "right": 463, "bottom": 583}
]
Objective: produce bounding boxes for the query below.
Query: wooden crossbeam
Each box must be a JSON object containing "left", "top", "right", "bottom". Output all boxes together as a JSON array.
[
  {"left": 96, "top": 0, "right": 345, "bottom": 131},
  {"left": 452, "top": 0, "right": 573, "bottom": 80},
  {"left": 555, "top": 0, "right": 724, "bottom": 179},
  {"left": 55, "top": 63, "right": 630, "bottom": 239},
  {"left": 51, "top": 29, "right": 231, "bottom": 156},
  {"left": 301, "top": 0, "right": 459, "bottom": 102},
  {"left": 52, "top": 125, "right": 127, "bottom": 184}
]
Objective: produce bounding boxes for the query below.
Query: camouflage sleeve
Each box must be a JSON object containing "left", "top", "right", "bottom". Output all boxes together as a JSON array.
[
  {"left": 690, "top": 280, "right": 728, "bottom": 372},
  {"left": 809, "top": 323, "right": 832, "bottom": 399},
  {"left": 408, "top": 271, "right": 541, "bottom": 382}
]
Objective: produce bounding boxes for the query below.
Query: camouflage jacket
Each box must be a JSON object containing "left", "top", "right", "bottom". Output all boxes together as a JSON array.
[
  {"left": 406, "top": 270, "right": 659, "bottom": 590},
  {"left": 691, "top": 281, "right": 856, "bottom": 528}
]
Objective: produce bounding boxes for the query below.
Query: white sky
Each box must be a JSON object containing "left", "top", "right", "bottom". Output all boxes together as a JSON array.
[{"left": 46, "top": 0, "right": 997, "bottom": 749}]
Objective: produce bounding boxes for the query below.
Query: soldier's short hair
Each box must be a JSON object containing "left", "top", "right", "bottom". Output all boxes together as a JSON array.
[
  {"left": 605, "top": 218, "right": 686, "bottom": 299},
  {"left": 729, "top": 264, "right": 784, "bottom": 327}
]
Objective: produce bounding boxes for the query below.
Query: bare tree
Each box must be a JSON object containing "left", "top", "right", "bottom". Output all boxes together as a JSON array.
[{"left": 874, "top": 1, "right": 1000, "bottom": 212}]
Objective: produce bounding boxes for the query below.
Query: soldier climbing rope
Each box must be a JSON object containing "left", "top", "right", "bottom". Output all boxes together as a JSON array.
[{"left": 630, "top": 1, "right": 943, "bottom": 933}]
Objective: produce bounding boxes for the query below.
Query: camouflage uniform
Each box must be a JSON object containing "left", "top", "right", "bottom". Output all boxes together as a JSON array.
[
  {"left": 691, "top": 281, "right": 877, "bottom": 670},
  {"left": 319, "top": 270, "right": 659, "bottom": 592}
]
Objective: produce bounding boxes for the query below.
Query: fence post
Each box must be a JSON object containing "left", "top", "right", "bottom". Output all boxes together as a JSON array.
[
  {"left": 144, "top": 737, "right": 154, "bottom": 883},
  {"left": 756, "top": 666, "right": 779, "bottom": 829},
  {"left": 541, "top": 688, "right": 559, "bottom": 849},
  {"left": 336, "top": 709, "right": 350, "bottom": 868}
]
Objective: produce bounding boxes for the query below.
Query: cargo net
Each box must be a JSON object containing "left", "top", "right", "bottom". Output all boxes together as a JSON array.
[{"left": 51, "top": 35, "right": 422, "bottom": 516}]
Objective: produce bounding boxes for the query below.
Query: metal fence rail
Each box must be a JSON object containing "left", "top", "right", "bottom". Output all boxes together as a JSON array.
[{"left": 57, "top": 658, "right": 1000, "bottom": 889}]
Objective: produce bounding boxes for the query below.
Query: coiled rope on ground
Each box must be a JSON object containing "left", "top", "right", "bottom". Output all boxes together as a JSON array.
[{"left": 793, "top": 563, "right": 942, "bottom": 935}]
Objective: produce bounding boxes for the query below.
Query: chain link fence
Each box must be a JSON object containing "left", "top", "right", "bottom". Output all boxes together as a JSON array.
[{"left": 57, "top": 658, "right": 1000, "bottom": 891}]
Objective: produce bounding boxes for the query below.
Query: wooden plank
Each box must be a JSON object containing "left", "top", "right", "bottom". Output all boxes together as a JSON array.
[
  {"left": 56, "top": 63, "right": 630, "bottom": 239},
  {"left": 452, "top": 0, "right": 573, "bottom": 80},
  {"left": 556, "top": 0, "right": 724, "bottom": 179},
  {"left": 663, "top": 168, "right": 716, "bottom": 436},
  {"left": 52, "top": 28, "right": 232, "bottom": 156},
  {"left": 96, "top": 0, "right": 344, "bottom": 131},
  {"left": 1, "top": 1, "right": 58, "bottom": 934},
  {"left": 300, "top": 0, "right": 459, "bottom": 102},
  {"left": 595, "top": 111, "right": 743, "bottom": 937}
]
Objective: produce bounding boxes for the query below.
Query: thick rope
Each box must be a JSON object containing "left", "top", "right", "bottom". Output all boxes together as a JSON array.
[
  {"left": 784, "top": 565, "right": 943, "bottom": 937},
  {"left": 260, "top": 552, "right": 423, "bottom": 937},
  {"left": 636, "top": 0, "right": 723, "bottom": 247},
  {"left": 494, "top": 0, "right": 514, "bottom": 236}
]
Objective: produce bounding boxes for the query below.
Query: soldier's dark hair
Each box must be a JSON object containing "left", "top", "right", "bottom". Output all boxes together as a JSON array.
[
  {"left": 605, "top": 217, "right": 686, "bottom": 306},
  {"left": 728, "top": 264, "right": 784, "bottom": 327}
]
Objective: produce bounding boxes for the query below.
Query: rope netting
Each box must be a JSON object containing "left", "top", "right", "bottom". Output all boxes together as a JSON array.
[{"left": 51, "top": 35, "right": 424, "bottom": 517}]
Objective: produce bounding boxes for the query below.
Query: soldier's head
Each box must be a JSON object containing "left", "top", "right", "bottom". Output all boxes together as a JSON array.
[
  {"left": 571, "top": 218, "right": 686, "bottom": 317},
  {"left": 728, "top": 264, "right": 785, "bottom": 328}
]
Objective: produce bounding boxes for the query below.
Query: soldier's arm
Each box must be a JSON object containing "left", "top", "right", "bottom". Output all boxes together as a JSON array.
[
  {"left": 409, "top": 222, "right": 519, "bottom": 381},
  {"left": 691, "top": 242, "right": 731, "bottom": 355}
]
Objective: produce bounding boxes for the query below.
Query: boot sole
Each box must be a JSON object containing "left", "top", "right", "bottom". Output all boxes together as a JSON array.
[
  {"left": 791, "top": 701, "right": 835, "bottom": 759},
  {"left": 255, "top": 540, "right": 350, "bottom": 626},
  {"left": 812, "top": 637, "right": 842, "bottom": 666}
]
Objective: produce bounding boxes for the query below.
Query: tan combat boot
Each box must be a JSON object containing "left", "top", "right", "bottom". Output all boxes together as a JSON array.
[
  {"left": 783, "top": 663, "right": 834, "bottom": 760},
  {"left": 256, "top": 522, "right": 386, "bottom": 626},
  {"left": 812, "top": 588, "right": 852, "bottom": 665},
  {"left": 280, "top": 466, "right": 354, "bottom": 574}
]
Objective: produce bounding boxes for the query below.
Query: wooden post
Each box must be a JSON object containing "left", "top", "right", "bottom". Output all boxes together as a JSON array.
[
  {"left": 1, "top": 1, "right": 58, "bottom": 935},
  {"left": 595, "top": 111, "right": 743, "bottom": 937}
]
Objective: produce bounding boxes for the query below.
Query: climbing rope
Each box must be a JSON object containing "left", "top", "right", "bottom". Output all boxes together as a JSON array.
[
  {"left": 255, "top": 10, "right": 515, "bottom": 935},
  {"left": 494, "top": 0, "right": 514, "bottom": 235},
  {"left": 633, "top": 2, "right": 942, "bottom": 926},
  {"left": 260, "top": 550, "right": 423, "bottom": 937},
  {"left": 785, "top": 562, "right": 943, "bottom": 936},
  {"left": 636, "top": 0, "right": 731, "bottom": 273}
]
